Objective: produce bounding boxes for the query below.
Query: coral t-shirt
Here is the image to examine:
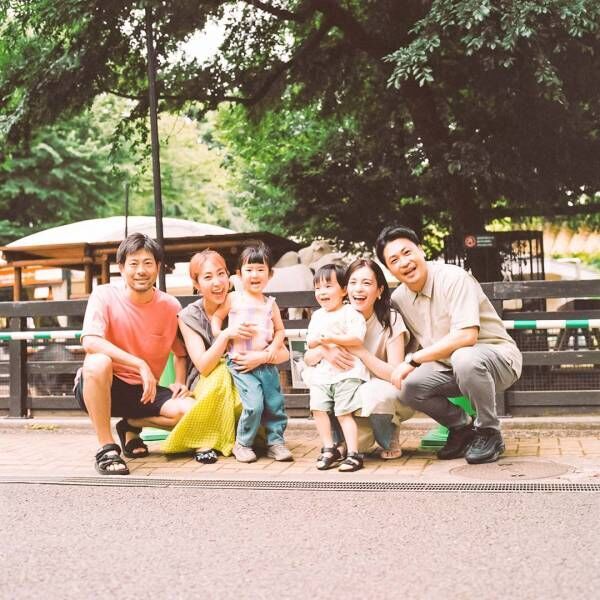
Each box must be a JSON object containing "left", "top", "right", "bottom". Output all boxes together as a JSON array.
[{"left": 81, "top": 283, "right": 186, "bottom": 385}]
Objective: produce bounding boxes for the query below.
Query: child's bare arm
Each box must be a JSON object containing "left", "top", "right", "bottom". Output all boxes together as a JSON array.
[
  {"left": 319, "top": 333, "right": 363, "bottom": 347},
  {"left": 307, "top": 338, "right": 321, "bottom": 349},
  {"left": 265, "top": 301, "right": 286, "bottom": 363}
]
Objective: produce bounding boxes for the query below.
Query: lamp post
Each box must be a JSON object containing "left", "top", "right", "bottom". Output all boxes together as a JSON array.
[{"left": 145, "top": 4, "right": 166, "bottom": 291}]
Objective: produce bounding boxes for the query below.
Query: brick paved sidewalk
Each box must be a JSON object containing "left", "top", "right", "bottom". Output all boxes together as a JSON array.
[{"left": 2, "top": 420, "right": 600, "bottom": 483}]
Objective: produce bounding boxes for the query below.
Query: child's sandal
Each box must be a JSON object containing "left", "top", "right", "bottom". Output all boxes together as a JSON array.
[
  {"left": 316, "top": 446, "right": 343, "bottom": 470},
  {"left": 338, "top": 452, "right": 364, "bottom": 472}
]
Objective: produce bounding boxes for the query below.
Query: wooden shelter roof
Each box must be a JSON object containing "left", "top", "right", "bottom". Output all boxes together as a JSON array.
[
  {"left": 0, "top": 231, "right": 300, "bottom": 300},
  {"left": 0, "top": 231, "right": 299, "bottom": 270}
]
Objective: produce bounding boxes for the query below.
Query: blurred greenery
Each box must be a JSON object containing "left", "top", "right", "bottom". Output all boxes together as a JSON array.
[{"left": 0, "top": 93, "right": 246, "bottom": 245}]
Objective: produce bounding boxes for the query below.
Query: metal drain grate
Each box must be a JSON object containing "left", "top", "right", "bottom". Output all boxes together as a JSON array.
[{"left": 1, "top": 476, "right": 600, "bottom": 493}]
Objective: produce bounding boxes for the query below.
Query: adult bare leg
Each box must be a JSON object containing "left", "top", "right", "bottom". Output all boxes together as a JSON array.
[
  {"left": 82, "top": 353, "right": 128, "bottom": 474},
  {"left": 82, "top": 353, "right": 115, "bottom": 447},
  {"left": 126, "top": 396, "right": 195, "bottom": 449}
]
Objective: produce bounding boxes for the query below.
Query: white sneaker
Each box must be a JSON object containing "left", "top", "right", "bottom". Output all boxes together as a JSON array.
[
  {"left": 267, "top": 444, "right": 294, "bottom": 462},
  {"left": 233, "top": 442, "right": 257, "bottom": 463}
]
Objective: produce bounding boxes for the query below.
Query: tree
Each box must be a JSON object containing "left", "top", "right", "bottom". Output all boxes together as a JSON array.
[
  {"left": 2, "top": 1, "right": 600, "bottom": 248},
  {"left": 0, "top": 95, "right": 129, "bottom": 244},
  {"left": 128, "top": 112, "right": 249, "bottom": 231}
]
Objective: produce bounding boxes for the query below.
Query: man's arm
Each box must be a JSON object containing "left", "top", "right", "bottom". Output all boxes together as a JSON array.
[
  {"left": 82, "top": 335, "right": 157, "bottom": 404},
  {"left": 169, "top": 353, "right": 189, "bottom": 398},
  {"left": 391, "top": 327, "right": 478, "bottom": 388}
]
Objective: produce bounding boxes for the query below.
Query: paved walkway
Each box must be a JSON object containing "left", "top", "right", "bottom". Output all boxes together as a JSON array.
[{"left": 2, "top": 417, "right": 600, "bottom": 483}]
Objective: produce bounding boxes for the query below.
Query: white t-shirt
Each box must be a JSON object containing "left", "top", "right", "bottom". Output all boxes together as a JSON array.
[{"left": 302, "top": 304, "right": 370, "bottom": 385}]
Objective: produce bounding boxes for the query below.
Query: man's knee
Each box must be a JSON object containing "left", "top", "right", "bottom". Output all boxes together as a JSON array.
[
  {"left": 451, "top": 346, "right": 487, "bottom": 380},
  {"left": 83, "top": 353, "right": 112, "bottom": 382},
  {"left": 161, "top": 396, "right": 193, "bottom": 421},
  {"left": 400, "top": 374, "right": 426, "bottom": 407}
]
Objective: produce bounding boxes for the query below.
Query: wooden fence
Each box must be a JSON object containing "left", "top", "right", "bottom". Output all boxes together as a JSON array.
[{"left": 1, "top": 279, "right": 599, "bottom": 418}]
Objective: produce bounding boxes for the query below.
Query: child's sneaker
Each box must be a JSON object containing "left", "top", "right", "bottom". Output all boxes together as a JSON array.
[
  {"left": 266, "top": 444, "right": 294, "bottom": 462},
  {"left": 233, "top": 442, "right": 257, "bottom": 463}
]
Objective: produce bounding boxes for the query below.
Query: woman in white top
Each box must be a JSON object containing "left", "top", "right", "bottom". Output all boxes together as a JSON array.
[{"left": 304, "top": 258, "right": 414, "bottom": 458}]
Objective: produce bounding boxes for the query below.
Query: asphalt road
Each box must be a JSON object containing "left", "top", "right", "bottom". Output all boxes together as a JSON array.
[{"left": 2, "top": 484, "right": 599, "bottom": 599}]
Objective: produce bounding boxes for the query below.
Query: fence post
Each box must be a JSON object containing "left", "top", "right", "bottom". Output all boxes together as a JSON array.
[{"left": 8, "top": 317, "right": 29, "bottom": 418}]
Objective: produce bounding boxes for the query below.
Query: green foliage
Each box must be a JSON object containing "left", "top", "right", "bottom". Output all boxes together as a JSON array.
[
  {"left": 128, "top": 112, "right": 248, "bottom": 231},
  {"left": 216, "top": 101, "right": 428, "bottom": 249},
  {"left": 0, "top": 95, "right": 128, "bottom": 244},
  {"left": 1, "top": 0, "right": 600, "bottom": 251}
]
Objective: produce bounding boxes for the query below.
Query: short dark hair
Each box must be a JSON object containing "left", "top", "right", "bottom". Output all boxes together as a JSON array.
[
  {"left": 116, "top": 232, "right": 164, "bottom": 265},
  {"left": 313, "top": 263, "right": 347, "bottom": 288},
  {"left": 375, "top": 225, "right": 420, "bottom": 264},
  {"left": 238, "top": 242, "right": 274, "bottom": 271}
]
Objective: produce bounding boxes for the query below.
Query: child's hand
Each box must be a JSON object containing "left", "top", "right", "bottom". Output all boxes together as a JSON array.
[
  {"left": 319, "top": 333, "right": 334, "bottom": 345},
  {"left": 225, "top": 321, "right": 256, "bottom": 340}
]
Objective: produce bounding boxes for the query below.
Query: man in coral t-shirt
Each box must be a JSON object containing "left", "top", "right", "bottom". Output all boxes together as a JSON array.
[{"left": 74, "top": 233, "right": 192, "bottom": 475}]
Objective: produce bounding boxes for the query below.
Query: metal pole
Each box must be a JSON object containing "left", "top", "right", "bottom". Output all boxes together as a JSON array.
[
  {"left": 124, "top": 182, "right": 129, "bottom": 238},
  {"left": 145, "top": 4, "right": 166, "bottom": 291}
]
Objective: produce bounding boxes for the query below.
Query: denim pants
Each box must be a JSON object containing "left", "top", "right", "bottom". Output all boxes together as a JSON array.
[{"left": 227, "top": 359, "right": 288, "bottom": 447}]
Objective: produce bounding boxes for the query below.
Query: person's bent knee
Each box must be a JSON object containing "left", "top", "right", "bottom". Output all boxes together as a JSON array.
[
  {"left": 82, "top": 353, "right": 113, "bottom": 382},
  {"left": 451, "top": 346, "right": 486, "bottom": 378},
  {"left": 400, "top": 377, "right": 426, "bottom": 408},
  {"left": 160, "top": 397, "right": 190, "bottom": 421}
]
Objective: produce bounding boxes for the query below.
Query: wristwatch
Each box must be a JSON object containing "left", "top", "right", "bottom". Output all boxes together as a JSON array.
[{"left": 404, "top": 352, "right": 421, "bottom": 368}]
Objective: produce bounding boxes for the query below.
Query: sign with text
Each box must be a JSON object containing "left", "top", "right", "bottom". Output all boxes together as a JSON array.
[{"left": 464, "top": 234, "right": 496, "bottom": 248}]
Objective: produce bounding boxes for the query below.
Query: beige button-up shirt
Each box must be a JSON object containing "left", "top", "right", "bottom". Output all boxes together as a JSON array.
[{"left": 391, "top": 262, "right": 522, "bottom": 375}]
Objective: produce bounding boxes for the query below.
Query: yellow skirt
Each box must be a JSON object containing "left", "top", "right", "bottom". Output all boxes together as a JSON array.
[{"left": 162, "top": 360, "right": 242, "bottom": 456}]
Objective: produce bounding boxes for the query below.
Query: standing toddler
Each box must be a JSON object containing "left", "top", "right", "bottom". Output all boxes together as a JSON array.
[
  {"left": 303, "top": 264, "right": 369, "bottom": 472},
  {"left": 212, "top": 243, "right": 293, "bottom": 463}
]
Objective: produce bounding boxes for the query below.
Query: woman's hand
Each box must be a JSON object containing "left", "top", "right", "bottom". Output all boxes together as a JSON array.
[
  {"left": 229, "top": 350, "right": 268, "bottom": 374},
  {"left": 390, "top": 363, "right": 414, "bottom": 389},
  {"left": 320, "top": 345, "right": 355, "bottom": 371},
  {"left": 347, "top": 343, "right": 368, "bottom": 359},
  {"left": 264, "top": 344, "right": 277, "bottom": 364},
  {"left": 169, "top": 382, "right": 189, "bottom": 398}
]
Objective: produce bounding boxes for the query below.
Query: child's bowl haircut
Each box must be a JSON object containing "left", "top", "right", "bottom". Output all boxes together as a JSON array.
[
  {"left": 238, "top": 242, "right": 274, "bottom": 270},
  {"left": 313, "top": 264, "right": 347, "bottom": 288}
]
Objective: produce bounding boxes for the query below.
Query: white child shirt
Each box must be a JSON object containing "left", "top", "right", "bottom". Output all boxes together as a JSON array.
[{"left": 302, "top": 304, "right": 370, "bottom": 385}]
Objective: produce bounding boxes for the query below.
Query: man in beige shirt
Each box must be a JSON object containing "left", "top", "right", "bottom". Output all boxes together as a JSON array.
[{"left": 375, "top": 225, "right": 522, "bottom": 464}]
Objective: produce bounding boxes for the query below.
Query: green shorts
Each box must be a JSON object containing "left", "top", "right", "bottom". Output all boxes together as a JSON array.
[{"left": 309, "top": 378, "right": 363, "bottom": 416}]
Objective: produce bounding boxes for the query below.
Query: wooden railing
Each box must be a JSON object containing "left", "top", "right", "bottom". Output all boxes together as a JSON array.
[{"left": 1, "top": 280, "right": 599, "bottom": 418}]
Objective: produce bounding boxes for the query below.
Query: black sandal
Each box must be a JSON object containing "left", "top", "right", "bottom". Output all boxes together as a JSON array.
[
  {"left": 116, "top": 419, "right": 149, "bottom": 459},
  {"left": 338, "top": 452, "right": 364, "bottom": 472},
  {"left": 194, "top": 449, "right": 218, "bottom": 464},
  {"left": 316, "top": 446, "right": 343, "bottom": 470},
  {"left": 95, "top": 443, "right": 129, "bottom": 476}
]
